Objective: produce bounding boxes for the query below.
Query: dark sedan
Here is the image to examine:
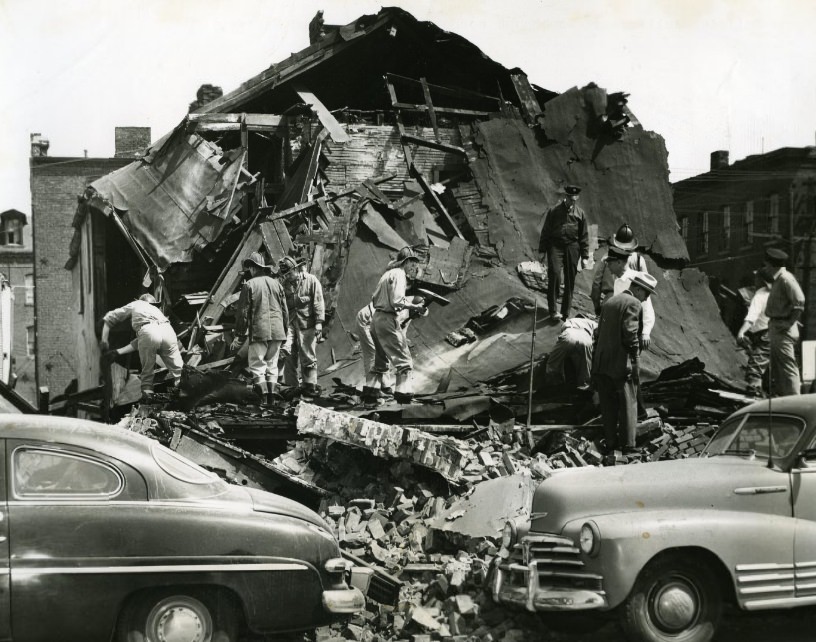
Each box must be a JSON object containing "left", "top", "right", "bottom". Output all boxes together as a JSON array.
[{"left": 0, "top": 415, "right": 365, "bottom": 642}]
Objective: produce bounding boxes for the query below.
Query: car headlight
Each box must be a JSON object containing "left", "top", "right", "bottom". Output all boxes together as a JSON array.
[
  {"left": 579, "top": 522, "right": 600, "bottom": 556},
  {"left": 501, "top": 521, "right": 517, "bottom": 549}
]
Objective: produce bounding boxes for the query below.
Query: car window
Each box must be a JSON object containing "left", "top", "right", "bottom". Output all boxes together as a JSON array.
[
  {"left": 705, "top": 414, "right": 805, "bottom": 459},
  {"left": 151, "top": 443, "right": 219, "bottom": 485},
  {"left": 13, "top": 448, "right": 124, "bottom": 498}
]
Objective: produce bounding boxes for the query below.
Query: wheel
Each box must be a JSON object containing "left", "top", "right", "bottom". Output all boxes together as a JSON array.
[
  {"left": 118, "top": 589, "right": 239, "bottom": 642},
  {"left": 543, "top": 612, "right": 608, "bottom": 634},
  {"left": 619, "top": 553, "right": 722, "bottom": 642}
]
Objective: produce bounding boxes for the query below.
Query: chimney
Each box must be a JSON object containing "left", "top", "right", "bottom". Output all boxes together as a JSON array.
[
  {"left": 188, "top": 84, "right": 223, "bottom": 113},
  {"left": 30, "top": 133, "right": 49, "bottom": 157},
  {"left": 114, "top": 127, "right": 151, "bottom": 158},
  {"left": 710, "top": 150, "right": 729, "bottom": 171}
]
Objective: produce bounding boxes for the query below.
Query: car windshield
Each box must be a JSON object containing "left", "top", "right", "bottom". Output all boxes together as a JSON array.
[{"left": 704, "top": 413, "right": 806, "bottom": 459}]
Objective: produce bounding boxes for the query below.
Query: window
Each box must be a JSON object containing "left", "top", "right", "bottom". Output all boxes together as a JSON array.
[
  {"left": 26, "top": 326, "right": 34, "bottom": 357},
  {"left": 24, "top": 273, "right": 33, "bottom": 306},
  {"left": 1, "top": 218, "right": 22, "bottom": 246},
  {"left": 13, "top": 448, "right": 123, "bottom": 497},
  {"left": 706, "top": 414, "right": 806, "bottom": 459},
  {"left": 721, "top": 206, "right": 730, "bottom": 252},
  {"left": 680, "top": 217, "right": 688, "bottom": 243},
  {"left": 769, "top": 194, "right": 780, "bottom": 235},
  {"left": 745, "top": 201, "right": 754, "bottom": 246},
  {"left": 699, "top": 211, "right": 709, "bottom": 255}
]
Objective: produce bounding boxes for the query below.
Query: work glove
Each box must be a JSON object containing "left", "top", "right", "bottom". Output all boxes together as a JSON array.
[
  {"left": 314, "top": 323, "right": 323, "bottom": 342},
  {"left": 101, "top": 349, "right": 117, "bottom": 365},
  {"left": 230, "top": 336, "right": 244, "bottom": 352},
  {"left": 580, "top": 257, "right": 593, "bottom": 271}
]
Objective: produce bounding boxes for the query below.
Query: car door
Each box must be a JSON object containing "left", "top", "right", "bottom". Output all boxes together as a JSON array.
[
  {"left": 6, "top": 440, "right": 148, "bottom": 642},
  {"left": 792, "top": 427, "right": 816, "bottom": 598},
  {"left": 0, "top": 439, "right": 10, "bottom": 642}
]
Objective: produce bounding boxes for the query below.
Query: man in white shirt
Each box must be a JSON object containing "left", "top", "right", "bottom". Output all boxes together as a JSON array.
[
  {"left": 605, "top": 245, "right": 655, "bottom": 350},
  {"left": 736, "top": 268, "right": 773, "bottom": 396}
]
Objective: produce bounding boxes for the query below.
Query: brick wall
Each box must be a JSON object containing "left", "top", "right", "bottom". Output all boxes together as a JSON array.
[
  {"left": 114, "top": 127, "right": 151, "bottom": 159},
  {"left": 0, "top": 254, "right": 35, "bottom": 403},
  {"left": 30, "top": 157, "right": 131, "bottom": 396}
]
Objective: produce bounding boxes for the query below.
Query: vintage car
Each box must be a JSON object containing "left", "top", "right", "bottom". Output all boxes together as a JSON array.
[
  {"left": 0, "top": 414, "right": 365, "bottom": 642},
  {"left": 493, "top": 393, "right": 816, "bottom": 642}
]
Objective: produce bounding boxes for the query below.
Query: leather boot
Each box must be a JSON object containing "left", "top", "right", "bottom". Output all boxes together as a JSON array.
[
  {"left": 252, "top": 383, "right": 266, "bottom": 404},
  {"left": 361, "top": 386, "right": 380, "bottom": 409},
  {"left": 266, "top": 381, "right": 281, "bottom": 407}
]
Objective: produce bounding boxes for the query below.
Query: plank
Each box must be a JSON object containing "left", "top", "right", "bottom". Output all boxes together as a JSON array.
[
  {"left": 294, "top": 85, "right": 350, "bottom": 143},
  {"left": 510, "top": 73, "right": 542, "bottom": 125},
  {"left": 420, "top": 77, "right": 440, "bottom": 142},
  {"left": 400, "top": 133, "right": 466, "bottom": 157}
]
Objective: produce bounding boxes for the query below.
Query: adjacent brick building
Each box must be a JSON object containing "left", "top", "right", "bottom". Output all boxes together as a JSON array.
[
  {"left": 673, "top": 147, "right": 816, "bottom": 340},
  {"left": 0, "top": 209, "right": 35, "bottom": 402},
  {"left": 29, "top": 132, "right": 142, "bottom": 397}
]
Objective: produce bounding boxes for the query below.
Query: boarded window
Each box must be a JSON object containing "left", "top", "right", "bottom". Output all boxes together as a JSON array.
[
  {"left": 721, "top": 206, "right": 730, "bottom": 252},
  {"left": 699, "top": 211, "right": 709, "bottom": 255}
]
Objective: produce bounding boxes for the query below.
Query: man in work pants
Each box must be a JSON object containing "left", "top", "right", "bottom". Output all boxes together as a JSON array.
[
  {"left": 538, "top": 184, "right": 591, "bottom": 321},
  {"left": 545, "top": 314, "right": 597, "bottom": 390},
  {"left": 736, "top": 267, "right": 774, "bottom": 396},
  {"left": 100, "top": 293, "right": 183, "bottom": 400},
  {"left": 280, "top": 255, "right": 325, "bottom": 397},
  {"left": 591, "top": 272, "right": 657, "bottom": 454},
  {"left": 763, "top": 248, "right": 805, "bottom": 397},
  {"left": 231, "top": 252, "right": 288, "bottom": 405},
  {"left": 363, "top": 247, "right": 426, "bottom": 406}
]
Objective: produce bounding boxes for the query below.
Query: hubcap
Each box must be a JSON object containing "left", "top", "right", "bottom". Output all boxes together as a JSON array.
[
  {"left": 146, "top": 596, "right": 212, "bottom": 642},
  {"left": 651, "top": 579, "right": 699, "bottom": 632}
]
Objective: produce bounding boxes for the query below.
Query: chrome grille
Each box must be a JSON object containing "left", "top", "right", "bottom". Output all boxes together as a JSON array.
[{"left": 502, "top": 533, "right": 603, "bottom": 593}]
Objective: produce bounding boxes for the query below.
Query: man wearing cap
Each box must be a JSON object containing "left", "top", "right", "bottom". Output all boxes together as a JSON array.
[
  {"left": 736, "top": 267, "right": 774, "bottom": 396},
  {"left": 231, "top": 252, "right": 288, "bottom": 405},
  {"left": 545, "top": 313, "right": 597, "bottom": 390},
  {"left": 538, "top": 184, "right": 590, "bottom": 321},
  {"left": 763, "top": 248, "right": 805, "bottom": 396},
  {"left": 363, "top": 247, "right": 427, "bottom": 406},
  {"left": 591, "top": 223, "right": 649, "bottom": 314},
  {"left": 100, "top": 293, "right": 183, "bottom": 399},
  {"left": 279, "top": 255, "right": 325, "bottom": 397},
  {"left": 591, "top": 271, "right": 657, "bottom": 454}
]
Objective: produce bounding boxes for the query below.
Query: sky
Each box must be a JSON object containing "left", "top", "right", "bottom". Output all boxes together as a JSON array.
[{"left": 1, "top": 0, "right": 815, "bottom": 215}]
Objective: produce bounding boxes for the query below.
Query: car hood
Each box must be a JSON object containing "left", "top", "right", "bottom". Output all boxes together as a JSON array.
[
  {"left": 237, "top": 486, "right": 329, "bottom": 530},
  {"left": 531, "top": 456, "right": 792, "bottom": 532}
]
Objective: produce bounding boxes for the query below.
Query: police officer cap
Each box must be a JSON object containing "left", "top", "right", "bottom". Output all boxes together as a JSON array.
[
  {"left": 563, "top": 184, "right": 581, "bottom": 196},
  {"left": 764, "top": 247, "right": 788, "bottom": 265}
]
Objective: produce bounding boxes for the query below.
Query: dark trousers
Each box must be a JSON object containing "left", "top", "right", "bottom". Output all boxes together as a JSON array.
[
  {"left": 594, "top": 374, "right": 637, "bottom": 449},
  {"left": 546, "top": 243, "right": 579, "bottom": 317}
]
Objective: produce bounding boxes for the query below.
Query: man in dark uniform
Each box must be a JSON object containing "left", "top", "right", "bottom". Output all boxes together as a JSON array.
[
  {"left": 591, "top": 272, "right": 657, "bottom": 454},
  {"left": 539, "top": 184, "right": 590, "bottom": 321}
]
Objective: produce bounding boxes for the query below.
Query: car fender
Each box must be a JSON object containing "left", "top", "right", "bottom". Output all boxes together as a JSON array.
[{"left": 562, "top": 508, "right": 796, "bottom": 609}]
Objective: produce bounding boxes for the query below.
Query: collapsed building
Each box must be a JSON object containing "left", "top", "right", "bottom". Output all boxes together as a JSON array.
[
  {"left": 53, "top": 7, "right": 742, "bottom": 414},
  {"left": 31, "top": 8, "right": 764, "bottom": 640}
]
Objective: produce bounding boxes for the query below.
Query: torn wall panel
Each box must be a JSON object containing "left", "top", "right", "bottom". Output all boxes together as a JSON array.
[
  {"left": 322, "top": 125, "right": 466, "bottom": 193},
  {"left": 90, "top": 132, "right": 252, "bottom": 268}
]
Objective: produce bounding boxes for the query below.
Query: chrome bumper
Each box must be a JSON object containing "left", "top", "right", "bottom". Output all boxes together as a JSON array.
[{"left": 493, "top": 560, "right": 607, "bottom": 612}]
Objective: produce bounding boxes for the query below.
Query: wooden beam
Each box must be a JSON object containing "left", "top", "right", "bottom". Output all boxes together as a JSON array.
[
  {"left": 420, "top": 77, "right": 440, "bottom": 142},
  {"left": 510, "top": 73, "right": 542, "bottom": 125},
  {"left": 392, "top": 102, "right": 491, "bottom": 118},
  {"left": 400, "top": 133, "right": 466, "bottom": 157},
  {"left": 412, "top": 166, "right": 464, "bottom": 240},
  {"left": 386, "top": 73, "right": 501, "bottom": 106},
  {"left": 294, "top": 85, "right": 350, "bottom": 143},
  {"left": 187, "top": 113, "right": 284, "bottom": 132}
]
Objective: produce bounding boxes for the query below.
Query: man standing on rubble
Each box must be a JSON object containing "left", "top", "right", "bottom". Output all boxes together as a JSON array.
[
  {"left": 591, "top": 223, "right": 649, "bottom": 315},
  {"left": 363, "top": 247, "right": 427, "bottom": 407},
  {"left": 602, "top": 244, "right": 655, "bottom": 350},
  {"left": 736, "top": 267, "right": 774, "bottom": 396},
  {"left": 279, "top": 255, "right": 325, "bottom": 397},
  {"left": 763, "top": 248, "right": 805, "bottom": 397},
  {"left": 100, "top": 293, "right": 183, "bottom": 400},
  {"left": 231, "top": 252, "right": 288, "bottom": 405},
  {"left": 591, "top": 272, "right": 657, "bottom": 454},
  {"left": 539, "top": 184, "right": 590, "bottom": 321}
]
